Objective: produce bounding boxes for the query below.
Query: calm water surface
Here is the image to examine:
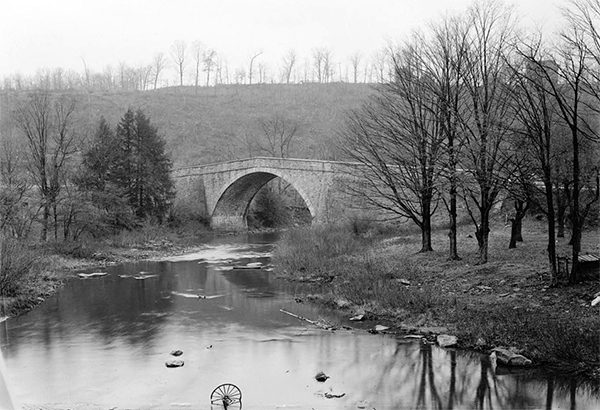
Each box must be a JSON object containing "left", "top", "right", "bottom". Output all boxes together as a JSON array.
[{"left": 1, "top": 233, "right": 598, "bottom": 409}]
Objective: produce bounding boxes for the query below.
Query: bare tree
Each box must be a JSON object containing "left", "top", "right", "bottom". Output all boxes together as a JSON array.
[
  {"left": 234, "top": 67, "right": 246, "bottom": 84},
  {"left": 258, "top": 62, "right": 268, "bottom": 83},
  {"left": 203, "top": 49, "right": 217, "bottom": 86},
  {"left": 13, "top": 92, "right": 78, "bottom": 241},
  {"left": 138, "top": 64, "right": 153, "bottom": 91},
  {"left": 281, "top": 49, "right": 297, "bottom": 84},
  {"left": 313, "top": 48, "right": 334, "bottom": 83},
  {"left": 215, "top": 56, "right": 227, "bottom": 85},
  {"left": 521, "top": 18, "right": 599, "bottom": 281},
  {"left": 152, "top": 52, "right": 168, "bottom": 90},
  {"left": 507, "top": 37, "right": 562, "bottom": 282},
  {"left": 0, "top": 130, "right": 31, "bottom": 238},
  {"left": 80, "top": 55, "right": 90, "bottom": 90},
  {"left": 456, "top": 0, "right": 517, "bottom": 264},
  {"left": 257, "top": 114, "right": 300, "bottom": 158},
  {"left": 51, "top": 68, "right": 65, "bottom": 90},
  {"left": 102, "top": 65, "right": 115, "bottom": 91},
  {"left": 192, "top": 41, "right": 205, "bottom": 91},
  {"left": 323, "top": 51, "right": 334, "bottom": 83},
  {"left": 424, "top": 15, "right": 471, "bottom": 260},
  {"left": 350, "top": 51, "right": 362, "bottom": 83},
  {"left": 372, "top": 49, "right": 390, "bottom": 83},
  {"left": 248, "top": 51, "right": 264, "bottom": 85},
  {"left": 339, "top": 40, "right": 446, "bottom": 252},
  {"left": 171, "top": 40, "right": 187, "bottom": 86},
  {"left": 118, "top": 61, "right": 127, "bottom": 89}
]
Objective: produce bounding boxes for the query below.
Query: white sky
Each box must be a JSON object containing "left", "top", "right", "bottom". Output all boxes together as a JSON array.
[{"left": 0, "top": 0, "right": 565, "bottom": 81}]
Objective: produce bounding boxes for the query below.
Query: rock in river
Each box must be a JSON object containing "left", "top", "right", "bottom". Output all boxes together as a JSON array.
[
  {"left": 170, "top": 350, "right": 183, "bottom": 357},
  {"left": 369, "top": 325, "right": 390, "bottom": 333},
  {"left": 491, "top": 348, "right": 532, "bottom": 366},
  {"left": 315, "top": 371, "right": 329, "bottom": 382},
  {"left": 77, "top": 272, "right": 108, "bottom": 279},
  {"left": 437, "top": 334, "right": 458, "bottom": 348},
  {"left": 165, "top": 360, "right": 185, "bottom": 368}
]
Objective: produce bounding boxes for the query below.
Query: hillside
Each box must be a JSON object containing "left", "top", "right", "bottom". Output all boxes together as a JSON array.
[{"left": 1, "top": 83, "right": 375, "bottom": 168}]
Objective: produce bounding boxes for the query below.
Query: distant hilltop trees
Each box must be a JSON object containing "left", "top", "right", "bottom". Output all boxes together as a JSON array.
[{"left": 0, "top": 44, "right": 391, "bottom": 92}]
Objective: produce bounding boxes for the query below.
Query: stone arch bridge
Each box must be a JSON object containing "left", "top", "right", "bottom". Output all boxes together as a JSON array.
[{"left": 172, "top": 157, "right": 360, "bottom": 230}]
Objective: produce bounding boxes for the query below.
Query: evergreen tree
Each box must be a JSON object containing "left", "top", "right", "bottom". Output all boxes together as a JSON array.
[
  {"left": 76, "top": 117, "right": 134, "bottom": 233},
  {"left": 78, "top": 109, "right": 175, "bottom": 231},
  {"left": 115, "top": 109, "right": 174, "bottom": 222},
  {"left": 79, "top": 117, "right": 117, "bottom": 191}
]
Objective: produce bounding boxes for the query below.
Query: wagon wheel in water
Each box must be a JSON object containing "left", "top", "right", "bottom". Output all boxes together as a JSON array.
[{"left": 210, "top": 383, "right": 242, "bottom": 409}]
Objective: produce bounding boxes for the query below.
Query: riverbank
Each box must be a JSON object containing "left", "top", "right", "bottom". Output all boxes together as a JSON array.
[
  {"left": 273, "top": 220, "right": 600, "bottom": 381},
  {"left": 0, "top": 225, "right": 215, "bottom": 319}
]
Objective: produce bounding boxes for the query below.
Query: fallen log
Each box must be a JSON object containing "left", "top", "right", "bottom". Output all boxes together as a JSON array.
[{"left": 279, "top": 309, "right": 333, "bottom": 330}]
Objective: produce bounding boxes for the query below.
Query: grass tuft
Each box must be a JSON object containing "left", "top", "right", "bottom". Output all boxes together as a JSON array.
[{"left": 0, "top": 235, "right": 41, "bottom": 297}]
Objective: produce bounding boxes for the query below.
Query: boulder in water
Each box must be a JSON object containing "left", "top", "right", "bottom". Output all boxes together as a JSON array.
[
  {"left": 315, "top": 371, "right": 329, "bottom": 382},
  {"left": 165, "top": 360, "right": 184, "bottom": 368},
  {"left": 492, "top": 348, "right": 532, "bottom": 366},
  {"left": 437, "top": 334, "right": 458, "bottom": 348}
]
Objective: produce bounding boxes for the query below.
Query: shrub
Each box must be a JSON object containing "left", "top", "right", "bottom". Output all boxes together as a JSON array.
[
  {"left": 51, "top": 239, "right": 102, "bottom": 259},
  {"left": 274, "top": 225, "right": 370, "bottom": 278},
  {"left": 0, "top": 235, "right": 40, "bottom": 297}
]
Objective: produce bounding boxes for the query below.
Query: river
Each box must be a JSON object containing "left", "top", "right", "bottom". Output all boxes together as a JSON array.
[{"left": 1, "top": 233, "right": 598, "bottom": 409}]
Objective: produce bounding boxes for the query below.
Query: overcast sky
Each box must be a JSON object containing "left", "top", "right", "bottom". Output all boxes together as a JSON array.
[{"left": 0, "top": 0, "right": 564, "bottom": 82}]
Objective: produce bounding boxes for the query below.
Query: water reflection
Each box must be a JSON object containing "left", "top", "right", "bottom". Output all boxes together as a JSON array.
[{"left": 0, "top": 234, "right": 598, "bottom": 409}]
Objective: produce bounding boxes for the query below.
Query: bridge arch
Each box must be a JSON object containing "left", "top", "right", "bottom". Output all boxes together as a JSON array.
[
  {"left": 210, "top": 171, "right": 315, "bottom": 230},
  {"left": 172, "top": 157, "right": 352, "bottom": 231}
]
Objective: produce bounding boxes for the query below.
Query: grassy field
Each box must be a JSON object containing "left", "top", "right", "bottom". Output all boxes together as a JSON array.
[
  {"left": 273, "top": 217, "right": 600, "bottom": 379},
  {"left": 1, "top": 83, "right": 373, "bottom": 168}
]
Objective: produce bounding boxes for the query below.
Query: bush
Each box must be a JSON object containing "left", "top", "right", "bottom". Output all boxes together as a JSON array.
[
  {"left": 274, "top": 224, "right": 371, "bottom": 278},
  {"left": 0, "top": 235, "right": 40, "bottom": 297},
  {"left": 51, "top": 239, "right": 102, "bottom": 259},
  {"left": 108, "top": 222, "right": 166, "bottom": 248}
]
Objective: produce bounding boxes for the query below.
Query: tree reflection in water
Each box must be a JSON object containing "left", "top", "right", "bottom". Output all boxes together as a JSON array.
[{"left": 384, "top": 341, "right": 597, "bottom": 410}]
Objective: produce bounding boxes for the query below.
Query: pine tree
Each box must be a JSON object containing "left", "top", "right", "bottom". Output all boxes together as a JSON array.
[
  {"left": 76, "top": 117, "right": 134, "bottom": 233},
  {"left": 78, "top": 110, "right": 175, "bottom": 231},
  {"left": 79, "top": 117, "right": 117, "bottom": 191},
  {"left": 114, "top": 108, "right": 174, "bottom": 223}
]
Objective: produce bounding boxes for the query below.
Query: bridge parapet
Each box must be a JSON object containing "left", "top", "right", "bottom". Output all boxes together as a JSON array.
[{"left": 173, "top": 157, "right": 343, "bottom": 178}]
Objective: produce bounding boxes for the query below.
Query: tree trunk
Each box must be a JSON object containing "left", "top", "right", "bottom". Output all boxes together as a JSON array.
[
  {"left": 447, "top": 138, "right": 460, "bottom": 260},
  {"left": 508, "top": 200, "right": 527, "bottom": 249},
  {"left": 53, "top": 202, "right": 58, "bottom": 241},
  {"left": 420, "top": 199, "right": 434, "bottom": 252},
  {"left": 508, "top": 219, "right": 519, "bottom": 249},
  {"left": 421, "top": 218, "right": 433, "bottom": 252},
  {"left": 41, "top": 203, "right": 49, "bottom": 242},
  {"left": 516, "top": 218, "right": 523, "bottom": 242},
  {"left": 448, "top": 173, "right": 460, "bottom": 260},
  {"left": 569, "top": 127, "right": 581, "bottom": 284},
  {"left": 544, "top": 181, "right": 558, "bottom": 284},
  {"left": 476, "top": 210, "right": 490, "bottom": 264}
]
